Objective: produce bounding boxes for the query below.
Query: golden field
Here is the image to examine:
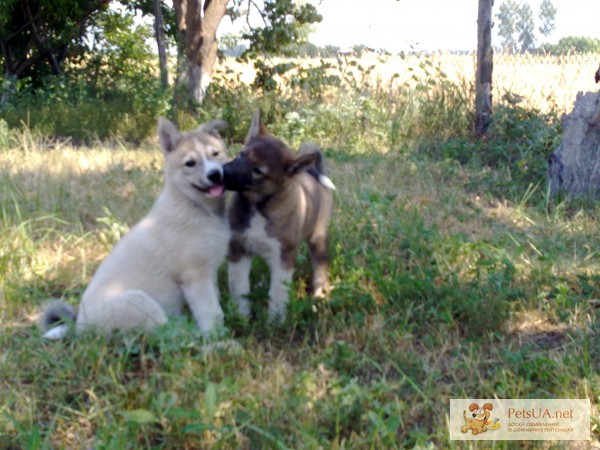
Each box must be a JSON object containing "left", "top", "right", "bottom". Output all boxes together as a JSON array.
[{"left": 218, "top": 51, "right": 600, "bottom": 114}]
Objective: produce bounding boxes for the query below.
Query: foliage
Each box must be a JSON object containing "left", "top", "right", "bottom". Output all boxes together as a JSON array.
[
  {"left": 496, "top": 0, "right": 557, "bottom": 53},
  {"left": 122, "top": 0, "right": 176, "bottom": 39},
  {"left": 1, "top": 0, "right": 325, "bottom": 125},
  {"left": 540, "top": 36, "right": 600, "bottom": 55},
  {"left": 235, "top": 0, "right": 323, "bottom": 94},
  {"left": 515, "top": 3, "right": 535, "bottom": 52},
  {"left": 0, "top": 0, "right": 110, "bottom": 82},
  {"left": 538, "top": 0, "right": 556, "bottom": 37},
  {"left": 497, "top": 0, "right": 519, "bottom": 53},
  {"left": 1, "top": 7, "right": 170, "bottom": 141},
  {"left": 431, "top": 98, "right": 562, "bottom": 204},
  {"left": 239, "top": 0, "right": 322, "bottom": 59},
  {"left": 77, "top": 9, "right": 158, "bottom": 87}
]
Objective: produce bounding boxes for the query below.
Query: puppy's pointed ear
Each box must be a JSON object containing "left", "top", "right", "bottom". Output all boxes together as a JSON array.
[
  {"left": 246, "top": 109, "right": 270, "bottom": 142},
  {"left": 158, "top": 117, "right": 180, "bottom": 153},
  {"left": 287, "top": 151, "right": 318, "bottom": 175},
  {"left": 197, "top": 119, "right": 227, "bottom": 138}
]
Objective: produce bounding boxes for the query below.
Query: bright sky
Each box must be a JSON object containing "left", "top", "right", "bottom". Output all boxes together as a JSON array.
[{"left": 308, "top": 0, "right": 600, "bottom": 52}]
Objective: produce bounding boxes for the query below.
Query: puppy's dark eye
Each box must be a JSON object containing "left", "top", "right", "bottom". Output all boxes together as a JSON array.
[
  {"left": 253, "top": 167, "right": 264, "bottom": 176},
  {"left": 185, "top": 160, "right": 196, "bottom": 167},
  {"left": 212, "top": 150, "right": 220, "bottom": 157}
]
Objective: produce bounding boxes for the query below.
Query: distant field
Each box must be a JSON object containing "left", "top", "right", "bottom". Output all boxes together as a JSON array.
[{"left": 219, "top": 52, "right": 600, "bottom": 114}]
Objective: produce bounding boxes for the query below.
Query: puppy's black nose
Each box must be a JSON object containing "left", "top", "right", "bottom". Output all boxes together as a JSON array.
[{"left": 207, "top": 169, "right": 222, "bottom": 183}]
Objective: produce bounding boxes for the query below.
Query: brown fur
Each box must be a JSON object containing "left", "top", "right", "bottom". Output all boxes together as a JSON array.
[{"left": 223, "top": 110, "right": 334, "bottom": 320}]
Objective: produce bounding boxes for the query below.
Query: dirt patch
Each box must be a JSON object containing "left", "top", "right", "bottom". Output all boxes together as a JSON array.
[{"left": 508, "top": 311, "right": 569, "bottom": 350}]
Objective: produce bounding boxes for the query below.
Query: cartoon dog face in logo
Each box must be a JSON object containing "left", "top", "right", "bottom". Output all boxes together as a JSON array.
[{"left": 461, "top": 403, "right": 495, "bottom": 435}]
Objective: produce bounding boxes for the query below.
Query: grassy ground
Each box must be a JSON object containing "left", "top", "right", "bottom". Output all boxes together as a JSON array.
[{"left": 0, "top": 117, "right": 598, "bottom": 448}]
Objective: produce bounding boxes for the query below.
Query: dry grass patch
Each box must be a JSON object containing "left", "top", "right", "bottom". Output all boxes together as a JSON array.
[{"left": 217, "top": 51, "right": 600, "bottom": 114}]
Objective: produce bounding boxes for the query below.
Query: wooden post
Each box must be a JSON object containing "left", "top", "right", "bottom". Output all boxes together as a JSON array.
[{"left": 475, "top": 0, "right": 493, "bottom": 137}]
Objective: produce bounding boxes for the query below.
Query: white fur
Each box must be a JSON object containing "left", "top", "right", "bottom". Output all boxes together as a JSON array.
[
  {"left": 228, "top": 257, "right": 252, "bottom": 317},
  {"left": 204, "top": 158, "right": 223, "bottom": 179},
  {"left": 267, "top": 264, "right": 294, "bottom": 321},
  {"left": 65, "top": 119, "right": 229, "bottom": 335},
  {"left": 243, "top": 213, "right": 281, "bottom": 256},
  {"left": 318, "top": 174, "right": 336, "bottom": 191},
  {"left": 42, "top": 324, "right": 69, "bottom": 340},
  {"left": 228, "top": 212, "right": 295, "bottom": 320}
]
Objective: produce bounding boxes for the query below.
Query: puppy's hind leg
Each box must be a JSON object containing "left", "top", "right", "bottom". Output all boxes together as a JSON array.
[{"left": 76, "top": 290, "right": 168, "bottom": 333}]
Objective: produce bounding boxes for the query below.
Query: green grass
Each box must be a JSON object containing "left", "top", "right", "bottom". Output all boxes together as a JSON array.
[
  {"left": 0, "top": 62, "right": 599, "bottom": 447},
  {"left": 0, "top": 130, "right": 598, "bottom": 448}
]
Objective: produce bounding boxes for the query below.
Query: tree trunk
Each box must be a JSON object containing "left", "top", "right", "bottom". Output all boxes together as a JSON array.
[
  {"left": 173, "top": 0, "right": 228, "bottom": 109},
  {"left": 153, "top": 0, "right": 169, "bottom": 87},
  {"left": 475, "top": 0, "right": 494, "bottom": 137},
  {"left": 548, "top": 91, "right": 600, "bottom": 198}
]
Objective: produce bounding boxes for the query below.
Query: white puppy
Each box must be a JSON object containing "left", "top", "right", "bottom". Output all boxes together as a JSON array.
[{"left": 41, "top": 118, "right": 230, "bottom": 339}]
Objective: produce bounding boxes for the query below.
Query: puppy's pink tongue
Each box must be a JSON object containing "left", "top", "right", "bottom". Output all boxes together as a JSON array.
[{"left": 209, "top": 184, "right": 225, "bottom": 197}]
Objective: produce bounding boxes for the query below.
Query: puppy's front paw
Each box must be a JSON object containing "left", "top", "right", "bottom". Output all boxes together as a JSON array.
[{"left": 197, "top": 310, "right": 225, "bottom": 335}]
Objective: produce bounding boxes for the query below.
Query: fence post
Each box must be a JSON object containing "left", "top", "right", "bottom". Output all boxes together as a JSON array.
[{"left": 475, "top": 0, "right": 494, "bottom": 137}]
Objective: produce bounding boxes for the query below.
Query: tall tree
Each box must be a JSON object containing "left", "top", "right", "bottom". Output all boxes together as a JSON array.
[
  {"left": 172, "top": 0, "right": 228, "bottom": 107},
  {"left": 538, "top": 0, "right": 556, "bottom": 38},
  {"left": 516, "top": 3, "right": 535, "bottom": 52},
  {"left": 496, "top": 0, "right": 518, "bottom": 53},
  {"left": 496, "top": 0, "right": 536, "bottom": 53}
]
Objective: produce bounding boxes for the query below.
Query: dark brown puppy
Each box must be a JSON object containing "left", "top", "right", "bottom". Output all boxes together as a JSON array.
[{"left": 223, "top": 110, "right": 335, "bottom": 320}]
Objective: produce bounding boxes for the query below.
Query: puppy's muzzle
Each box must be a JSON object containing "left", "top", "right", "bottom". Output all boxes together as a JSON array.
[{"left": 223, "top": 160, "right": 251, "bottom": 191}]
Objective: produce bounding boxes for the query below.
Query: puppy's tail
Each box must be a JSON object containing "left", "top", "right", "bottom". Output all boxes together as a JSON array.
[
  {"left": 40, "top": 300, "right": 76, "bottom": 340},
  {"left": 298, "top": 142, "right": 336, "bottom": 191}
]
